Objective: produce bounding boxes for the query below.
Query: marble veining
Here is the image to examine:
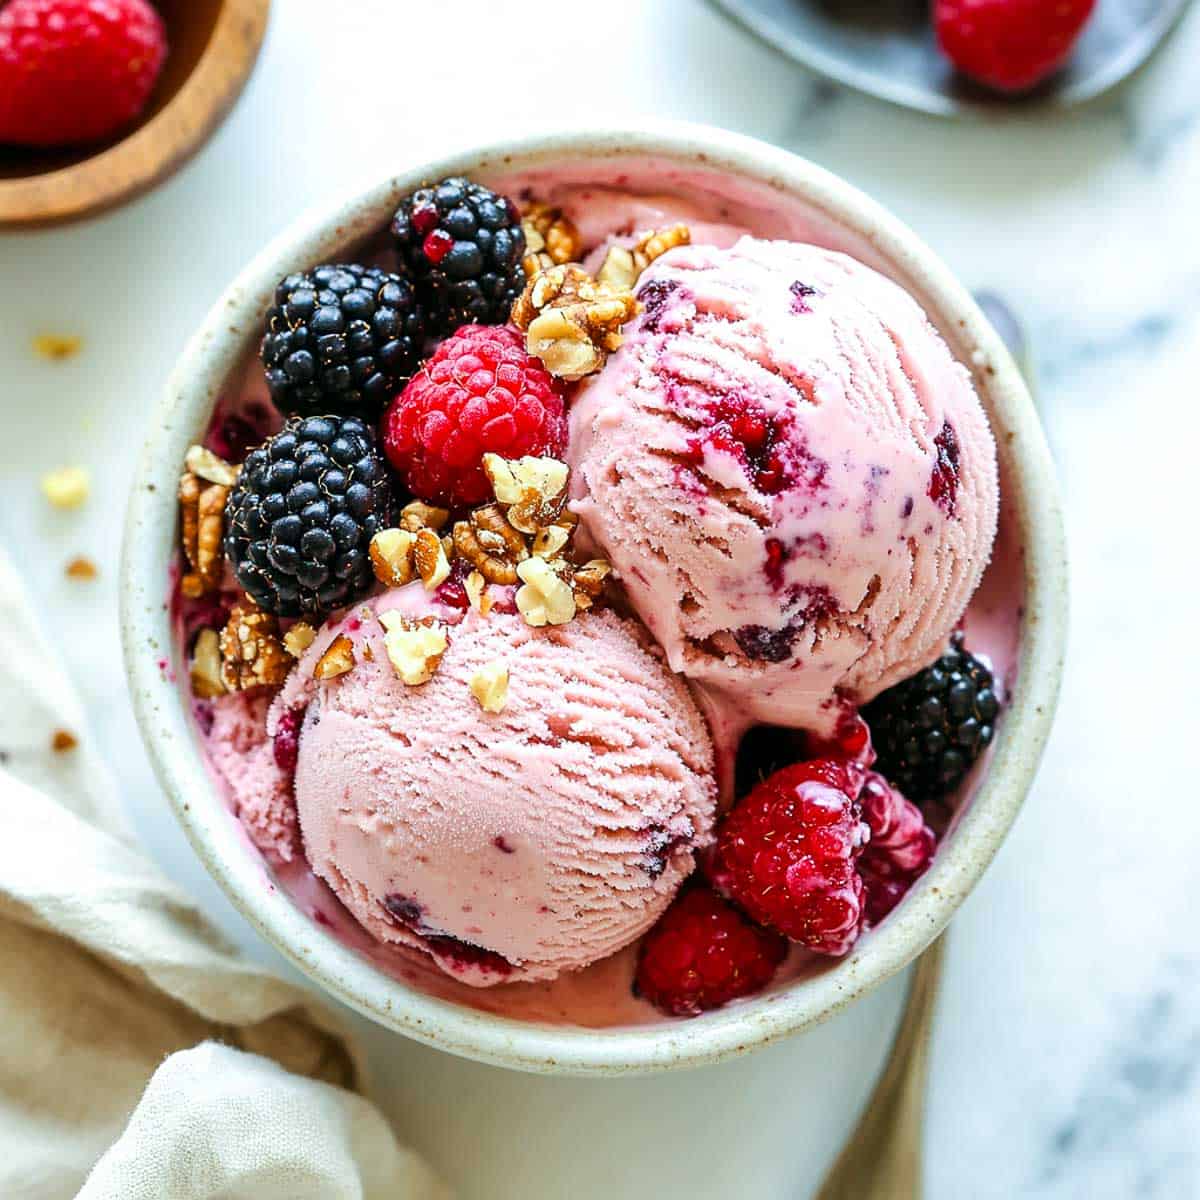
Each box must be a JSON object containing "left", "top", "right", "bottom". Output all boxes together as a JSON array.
[{"left": 1037, "top": 960, "right": 1199, "bottom": 1196}]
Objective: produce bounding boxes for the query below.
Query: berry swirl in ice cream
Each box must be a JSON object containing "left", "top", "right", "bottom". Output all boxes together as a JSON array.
[
  {"left": 570, "top": 237, "right": 998, "bottom": 734},
  {"left": 173, "top": 163, "right": 1010, "bottom": 1023}
]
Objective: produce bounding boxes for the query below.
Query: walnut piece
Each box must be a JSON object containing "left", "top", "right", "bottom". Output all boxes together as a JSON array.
[
  {"left": 464, "top": 570, "right": 493, "bottom": 616},
  {"left": 179, "top": 464, "right": 231, "bottom": 599},
  {"left": 569, "top": 558, "right": 612, "bottom": 611},
  {"left": 521, "top": 202, "right": 582, "bottom": 277},
  {"left": 515, "top": 556, "right": 576, "bottom": 627},
  {"left": 378, "top": 611, "right": 448, "bottom": 685},
  {"left": 482, "top": 453, "right": 569, "bottom": 535},
  {"left": 190, "top": 628, "right": 227, "bottom": 699},
  {"left": 452, "top": 504, "right": 528, "bottom": 584},
  {"left": 284, "top": 621, "right": 317, "bottom": 657},
  {"left": 532, "top": 522, "right": 571, "bottom": 560},
  {"left": 219, "top": 603, "right": 290, "bottom": 691},
  {"left": 596, "top": 224, "right": 691, "bottom": 291},
  {"left": 511, "top": 264, "right": 639, "bottom": 381},
  {"left": 313, "top": 634, "right": 356, "bottom": 681},
  {"left": 398, "top": 500, "right": 450, "bottom": 533},
  {"left": 470, "top": 660, "right": 509, "bottom": 713},
  {"left": 413, "top": 527, "right": 451, "bottom": 590},
  {"left": 370, "top": 528, "right": 417, "bottom": 587},
  {"left": 41, "top": 466, "right": 90, "bottom": 510},
  {"left": 184, "top": 444, "right": 240, "bottom": 488}
]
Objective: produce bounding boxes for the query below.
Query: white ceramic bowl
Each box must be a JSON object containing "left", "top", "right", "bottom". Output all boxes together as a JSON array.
[{"left": 121, "top": 122, "right": 1067, "bottom": 1076}]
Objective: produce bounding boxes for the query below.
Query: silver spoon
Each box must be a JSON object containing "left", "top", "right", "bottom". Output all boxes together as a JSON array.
[
  {"left": 813, "top": 292, "right": 1031, "bottom": 1199},
  {"left": 709, "top": 0, "right": 1192, "bottom": 117}
]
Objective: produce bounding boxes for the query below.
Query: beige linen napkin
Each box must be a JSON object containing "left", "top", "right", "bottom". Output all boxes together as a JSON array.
[{"left": 0, "top": 550, "right": 446, "bottom": 1200}]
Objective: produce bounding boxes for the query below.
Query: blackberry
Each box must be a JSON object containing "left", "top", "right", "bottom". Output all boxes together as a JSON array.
[
  {"left": 224, "top": 415, "right": 391, "bottom": 618},
  {"left": 261, "top": 264, "right": 426, "bottom": 418},
  {"left": 390, "top": 177, "right": 525, "bottom": 336},
  {"left": 862, "top": 633, "right": 1000, "bottom": 801}
]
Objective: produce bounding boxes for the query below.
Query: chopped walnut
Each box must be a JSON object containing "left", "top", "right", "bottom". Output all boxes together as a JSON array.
[
  {"left": 596, "top": 224, "right": 691, "bottom": 291},
  {"left": 190, "top": 628, "right": 227, "bottom": 699},
  {"left": 515, "top": 556, "right": 576, "bottom": 627},
  {"left": 521, "top": 202, "right": 582, "bottom": 277},
  {"left": 398, "top": 500, "right": 450, "bottom": 533},
  {"left": 569, "top": 558, "right": 612, "bottom": 611},
  {"left": 184, "top": 444, "right": 240, "bottom": 488},
  {"left": 283, "top": 621, "right": 316, "bottom": 658},
  {"left": 378, "top": 611, "right": 448, "bottom": 685},
  {"left": 370, "top": 528, "right": 417, "bottom": 587},
  {"left": 470, "top": 660, "right": 509, "bottom": 713},
  {"left": 511, "top": 264, "right": 639, "bottom": 381},
  {"left": 313, "top": 634, "right": 356, "bottom": 681},
  {"left": 219, "top": 603, "right": 290, "bottom": 691},
  {"left": 464, "top": 570, "right": 493, "bottom": 616},
  {"left": 413, "top": 528, "right": 451, "bottom": 590},
  {"left": 179, "top": 467, "right": 230, "bottom": 599},
  {"left": 452, "top": 504, "right": 528, "bottom": 584},
  {"left": 482, "top": 454, "right": 569, "bottom": 535},
  {"left": 532, "top": 522, "right": 571, "bottom": 560}
]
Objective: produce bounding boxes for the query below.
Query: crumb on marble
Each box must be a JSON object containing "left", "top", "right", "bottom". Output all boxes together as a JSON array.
[
  {"left": 41, "top": 466, "right": 90, "bottom": 510},
  {"left": 32, "top": 333, "right": 83, "bottom": 361},
  {"left": 65, "top": 556, "right": 98, "bottom": 581}
]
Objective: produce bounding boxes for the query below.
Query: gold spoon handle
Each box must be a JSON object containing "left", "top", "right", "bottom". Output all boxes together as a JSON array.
[{"left": 814, "top": 936, "right": 947, "bottom": 1200}]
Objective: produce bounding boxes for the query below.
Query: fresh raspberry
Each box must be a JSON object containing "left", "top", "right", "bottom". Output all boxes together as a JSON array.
[
  {"left": 857, "top": 772, "right": 937, "bottom": 925},
  {"left": 636, "top": 886, "right": 787, "bottom": 1017},
  {"left": 0, "top": 0, "right": 167, "bottom": 147},
  {"left": 934, "top": 0, "right": 1096, "bottom": 93},
  {"left": 381, "top": 325, "right": 566, "bottom": 507},
  {"left": 710, "top": 759, "right": 869, "bottom": 956}
]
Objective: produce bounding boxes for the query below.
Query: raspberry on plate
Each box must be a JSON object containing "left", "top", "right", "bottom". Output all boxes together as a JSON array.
[
  {"left": 710, "top": 759, "right": 869, "bottom": 956},
  {"left": 934, "top": 0, "right": 1097, "bottom": 93},
  {"left": 635, "top": 886, "right": 787, "bottom": 1017},
  {"left": 857, "top": 772, "right": 937, "bottom": 925},
  {"left": 381, "top": 324, "right": 566, "bottom": 507},
  {"left": 391, "top": 177, "right": 527, "bottom": 337},
  {"left": 0, "top": 0, "right": 167, "bottom": 147}
]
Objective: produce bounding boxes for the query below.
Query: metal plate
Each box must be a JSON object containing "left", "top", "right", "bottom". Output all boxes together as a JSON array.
[{"left": 710, "top": 0, "right": 1191, "bottom": 116}]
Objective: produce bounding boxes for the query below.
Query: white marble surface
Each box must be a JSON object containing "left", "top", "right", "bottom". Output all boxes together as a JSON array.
[{"left": 2, "top": 1, "right": 1198, "bottom": 1195}]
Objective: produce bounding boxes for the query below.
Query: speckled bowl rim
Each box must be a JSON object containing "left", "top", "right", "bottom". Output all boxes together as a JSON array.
[{"left": 121, "top": 121, "right": 1067, "bottom": 1077}]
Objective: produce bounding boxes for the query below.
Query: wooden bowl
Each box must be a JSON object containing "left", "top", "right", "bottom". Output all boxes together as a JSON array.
[{"left": 0, "top": 0, "right": 269, "bottom": 229}]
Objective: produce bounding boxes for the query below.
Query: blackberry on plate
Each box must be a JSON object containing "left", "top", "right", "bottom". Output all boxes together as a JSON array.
[
  {"left": 862, "top": 632, "right": 1000, "bottom": 801},
  {"left": 390, "top": 177, "right": 525, "bottom": 336},
  {"left": 224, "top": 415, "right": 391, "bottom": 618},
  {"left": 261, "top": 264, "right": 426, "bottom": 418}
]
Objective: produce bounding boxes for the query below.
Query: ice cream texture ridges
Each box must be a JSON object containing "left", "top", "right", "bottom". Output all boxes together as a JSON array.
[
  {"left": 277, "top": 590, "right": 716, "bottom": 986},
  {"left": 569, "top": 236, "right": 999, "bottom": 732}
]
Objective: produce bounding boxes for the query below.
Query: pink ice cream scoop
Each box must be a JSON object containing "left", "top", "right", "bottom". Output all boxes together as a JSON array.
[
  {"left": 206, "top": 689, "right": 300, "bottom": 861},
  {"left": 276, "top": 589, "right": 717, "bottom": 986},
  {"left": 569, "top": 237, "right": 999, "bottom": 734}
]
